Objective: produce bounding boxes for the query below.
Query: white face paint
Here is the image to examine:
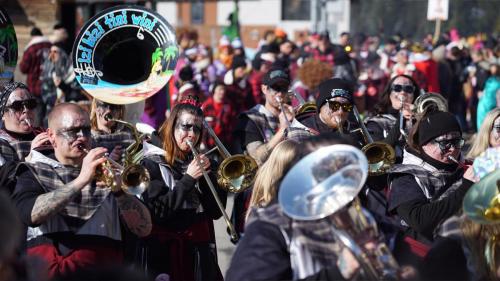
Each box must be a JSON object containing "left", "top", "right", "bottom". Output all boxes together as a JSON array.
[
  {"left": 422, "top": 131, "right": 463, "bottom": 164},
  {"left": 2, "top": 88, "right": 36, "bottom": 133},
  {"left": 174, "top": 112, "right": 202, "bottom": 153},
  {"left": 52, "top": 110, "right": 91, "bottom": 159},
  {"left": 490, "top": 116, "right": 500, "bottom": 148}
]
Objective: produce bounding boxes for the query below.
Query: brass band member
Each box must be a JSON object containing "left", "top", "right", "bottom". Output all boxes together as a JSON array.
[
  {"left": 90, "top": 99, "right": 132, "bottom": 163},
  {"left": 387, "top": 110, "right": 475, "bottom": 266},
  {"left": 11, "top": 103, "right": 152, "bottom": 279},
  {"left": 0, "top": 82, "right": 50, "bottom": 194},
  {"left": 141, "top": 99, "right": 226, "bottom": 281},
  {"left": 286, "top": 78, "right": 360, "bottom": 145}
]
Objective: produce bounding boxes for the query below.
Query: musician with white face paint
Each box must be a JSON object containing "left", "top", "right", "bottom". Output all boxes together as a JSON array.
[{"left": 0, "top": 82, "right": 51, "bottom": 194}]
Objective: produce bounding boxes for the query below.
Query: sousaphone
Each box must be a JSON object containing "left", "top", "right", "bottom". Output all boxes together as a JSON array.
[
  {"left": 0, "top": 8, "right": 17, "bottom": 88},
  {"left": 72, "top": 5, "right": 178, "bottom": 105}
]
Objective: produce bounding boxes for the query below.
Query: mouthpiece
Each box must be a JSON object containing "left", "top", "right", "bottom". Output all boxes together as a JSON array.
[
  {"left": 104, "top": 113, "right": 113, "bottom": 122},
  {"left": 25, "top": 119, "right": 32, "bottom": 128}
]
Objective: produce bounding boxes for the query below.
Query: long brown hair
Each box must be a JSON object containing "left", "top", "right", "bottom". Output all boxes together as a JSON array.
[
  {"left": 159, "top": 103, "right": 204, "bottom": 166},
  {"left": 372, "top": 74, "right": 420, "bottom": 115},
  {"left": 89, "top": 98, "right": 125, "bottom": 131}
]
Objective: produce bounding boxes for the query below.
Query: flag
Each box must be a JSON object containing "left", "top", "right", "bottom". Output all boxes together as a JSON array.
[{"left": 222, "top": 0, "right": 240, "bottom": 41}]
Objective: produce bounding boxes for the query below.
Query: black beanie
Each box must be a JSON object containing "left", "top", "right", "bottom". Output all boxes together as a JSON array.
[
  {"left": 231, "top": 56, "right": 247, "bottom": 70},
  {"left": 418, "top": 111, "right": 462, "bottom": 145},
  {"left": 316, "top": 78, "right": 353, "bottom": 111}
]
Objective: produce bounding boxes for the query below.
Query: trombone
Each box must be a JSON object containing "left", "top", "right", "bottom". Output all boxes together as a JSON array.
[
  {"left": 202, "top": 119, "right": 258, "bottom": 193},
  {"left": 186, "top": 140, "right": 240, "bottom": 243},
  {"left": 351, "top": 106, "right": 396, "bottom": 176}
]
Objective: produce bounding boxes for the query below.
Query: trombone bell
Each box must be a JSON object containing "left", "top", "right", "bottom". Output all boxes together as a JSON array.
[{"left": 217, "top": 155, "right": 258, "bottom": 193}]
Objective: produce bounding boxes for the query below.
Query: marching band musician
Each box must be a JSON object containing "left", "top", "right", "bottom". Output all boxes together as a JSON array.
[
  {"left": 387, "top": 109, "right": 476, "bottom": 267},
  {"left": 89, "top": 99, "right": 132, "bottom": 164},
  {"left": 365, "top": 74, "right": 421, "bottom": 162},
  {"left": 286, "top": 78, "right": 361, "bottom": 146},
  {"left": 140, "top": 98, "right": 226, "bottom": 281},
  {"left": 11, "top": 103, "right": 152, "bottom": 279},
  {"left": 0, "top": 82, "right": 51, "bottom": 194}
]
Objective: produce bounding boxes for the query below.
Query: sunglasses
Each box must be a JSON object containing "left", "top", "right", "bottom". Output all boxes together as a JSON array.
[
  {"left": 177, "top": 123, "right": 202, "bottom": 134},
  {"left": 391, "top": 84, "right": 415, "bottom": 94},
  {"left": 6, "top": 99, "right": 37, "bottom": 112},
  {"left": 57, "top": 125, "right": 91, "bottom": 141},
  {"left": 328, "top": 100, "right": 353, "bottom": 112},
  {"left": 433, "top": 138, "right": 465, "bottom": 151}
]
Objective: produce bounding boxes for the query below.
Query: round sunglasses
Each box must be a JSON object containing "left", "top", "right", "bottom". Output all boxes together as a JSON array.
[
  {"left": 328, "top": 100, "right": 353, "bottom": 112},
  {"left": 391, "top": 84, "right": 415, "bottom": 94},
  {"left": 6, "top": 99, "right": 37, "bottom": 112}
]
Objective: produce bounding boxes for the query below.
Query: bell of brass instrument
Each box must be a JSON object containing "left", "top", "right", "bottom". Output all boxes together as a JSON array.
[
  {"left": 279, "top": 145, "right": 400, "bottom": 280},
  {"left": 103, "top": 114, "right": 150, "bottom": 195},
  {"left": 413, "top": 92, "right": 448, "bottom": 115},
  {"left": 186, "top": 140, "right": 240, "bottom": 243},
  {"left": 463, "top": 169, "right": 500, "bottom": 278},
  {"left": 202, "top": 120, "right": 258, "bottom": 193},
  {"left": 287, "top": 90, "right": 317, "bottom": 115},
  {"left": 351, "top": 106, "right": 396, "bottom": 176}
]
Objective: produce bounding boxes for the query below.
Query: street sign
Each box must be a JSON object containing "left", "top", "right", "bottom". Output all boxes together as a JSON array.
[{"left": 427, "top": 0, "right": 449, "bottom": 21}]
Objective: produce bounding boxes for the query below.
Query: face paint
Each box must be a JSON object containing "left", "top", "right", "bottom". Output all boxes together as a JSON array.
[
  {"left": 174, "top": 112, "right": 202, "bottom": 152},
  {"left": 57, "top": 125, "right": 91, "bottom": 142}
]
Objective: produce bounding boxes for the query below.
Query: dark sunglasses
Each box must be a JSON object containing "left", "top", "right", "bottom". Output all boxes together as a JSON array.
[
  {"left": 177, "top": 123, "right": 202, "bottom": 134},
  {"left": 6, "top": 99, "right": 37, "bottom": 112},
  {"left": 328, "top": 100, "right": 353, "bottom": 112},
  {"left": 57, "top": 125, "right": 91, "bottom": 141},
  {"left": 434, "top": 138, "right": 465, "bottom": 151},
  {"left": 391, "top": 84, "right": 415, "bottom": 94}
]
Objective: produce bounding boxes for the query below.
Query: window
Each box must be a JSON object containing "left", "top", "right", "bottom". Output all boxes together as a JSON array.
[
  {"left": 191, "top": 1, "right": 204, "bottom": 24},
  {"left": 282, "top": 0, "right": 311, "bottom": 20}
]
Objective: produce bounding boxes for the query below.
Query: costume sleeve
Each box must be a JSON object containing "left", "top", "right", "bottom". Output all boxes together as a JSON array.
[
  {"left": 141, "top": 158, "right": 197, "bottom": 224},
  {"left": 387, "top": 174, "right": 427, "bottom": 212},
  {"left": 11, "top": 167, "right": 45, "bottom": 226},
  {"left": 365, "top": 120, "right": 385, "bottom": 142},
  {"left": 19, "top": 47, "right": 34, "bottom": 74},
  {"left": 225, "top": 221, "right": 293, "bottom": 281},
  {"left": 383, "top": 117, "right": 402, "bottom": 147},
  {"left": 395, "top": 179, "right": 473, "bottom": 238}
]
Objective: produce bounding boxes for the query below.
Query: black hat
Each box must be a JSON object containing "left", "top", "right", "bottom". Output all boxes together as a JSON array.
[
  {"left": 418, "top": 111, "right": 462, "bottom": 145},
  {"left": 262, "top": 67, "right": 290, "bottom": 90},
  {"left": 316, "top": 78, "right": 353, "bottom": 110},
  {"left": 231, "top": 56, "right": 247, "bottom": 70}
]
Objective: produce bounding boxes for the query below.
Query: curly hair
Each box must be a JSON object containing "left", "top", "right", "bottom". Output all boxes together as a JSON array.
[{"left": 297, "top": 59, "right": 333, "bottom": 90}]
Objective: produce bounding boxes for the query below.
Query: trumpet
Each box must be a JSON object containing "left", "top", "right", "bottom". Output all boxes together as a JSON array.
[
  {"left": 186, "top": 140, "right": 240, "bottom": 243},
  {"left": 398, "top": 95, "right": 408, "bottom": 139}
]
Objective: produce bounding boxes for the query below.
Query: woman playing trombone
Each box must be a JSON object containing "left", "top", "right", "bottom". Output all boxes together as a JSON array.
[{"left": 141, "top": 97, "right": 226, "bottom": 281}]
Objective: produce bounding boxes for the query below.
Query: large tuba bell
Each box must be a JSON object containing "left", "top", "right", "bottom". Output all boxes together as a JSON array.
[
  {"left": 413, "top": 92, "right": 448, "bottom": 115},
  {"left": 72, "top": 5, "right": 179, "bottom": 195},
  {"left": 0, "top": 8, "right": 17, "bottom": 88},
  {"left": 72, "top": 5, "right": 178, "bottom": 105},
  {"left": 278, "top": 145, "right": 400, "bottom": 280}
]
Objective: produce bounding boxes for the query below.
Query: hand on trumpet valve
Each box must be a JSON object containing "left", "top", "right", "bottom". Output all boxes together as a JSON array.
[
  {"left": 187, "top": 154, "right": 211, "bottom": 180},
  {"left": 77, "top": 147, "right": 108, "bottom": 185}
]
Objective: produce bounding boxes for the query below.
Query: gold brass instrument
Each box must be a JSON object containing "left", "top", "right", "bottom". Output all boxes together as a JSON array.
[
  {"left": 186, "top": 140, "right": 240, "bottom": 243},
  {"left": 463, "top": 169, "right": 500, "bottom": 278},
  {"left": 278, "top": 145, "right": 400, "bottom": 280},
  {"left": 202, "top": 120, "right": 258, "bottom": 193},
  {"left": 351, "top": 106, "right": 396, "bottom": 176},
  {"left": 413, "top": 92, "right": 448, "bottom": 115},
  {"left": 78, "top": 144, "right": 150, "bottom": 196},
  {"left": 287, "top": 90, "right": 317, "bottom": 115}
]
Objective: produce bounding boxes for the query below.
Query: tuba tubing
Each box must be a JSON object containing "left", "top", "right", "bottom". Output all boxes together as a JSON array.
[{"left": 186, "top": 140, "right": 240, "bottom": 243}]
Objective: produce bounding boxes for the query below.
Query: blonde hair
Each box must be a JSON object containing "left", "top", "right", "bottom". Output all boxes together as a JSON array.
[
  {"left": 467, "top": 108, "right": 500, "bottom": 159},
  {"left": 247, "top": 140, "right": 299, "bottom": 216}
]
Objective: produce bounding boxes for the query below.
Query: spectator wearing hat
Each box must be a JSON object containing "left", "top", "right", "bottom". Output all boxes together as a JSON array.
[
  {"left": 224, "top": 55, "right": 254, "bottom": 115},
  {"left": 217, "top": 35, "right": 234, "bottom": 69},
  {"left": 286, "top": 78, "right": 359, "bottom": 145},
  {"left": 248, "top": 52, "right": 275, "bottom": 105},
  {"left": 231, "top": 37, "right": 245, "bottom": 60},
  {"left": 19, "top": 27, "right": 51, "bottom": 126}
]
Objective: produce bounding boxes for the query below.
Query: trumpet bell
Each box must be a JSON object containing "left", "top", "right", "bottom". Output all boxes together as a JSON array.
[
  {"left": 72, "top": 5, "right": 178, "bottom": 105},
  {"left": 217, "top": 155, "right": 258, "bottom": 193},
  {"left": 122, "top": 164, "right": 151, "bottom": 196},
  {"left": 279, "top": 145, "right": 368, "bottom": 220},
  {"left": 362, "top": 142, "right": 396, "bottom": 176},
  {"left": 463, "top": 169, "right": 500, "bottom": 224}
]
